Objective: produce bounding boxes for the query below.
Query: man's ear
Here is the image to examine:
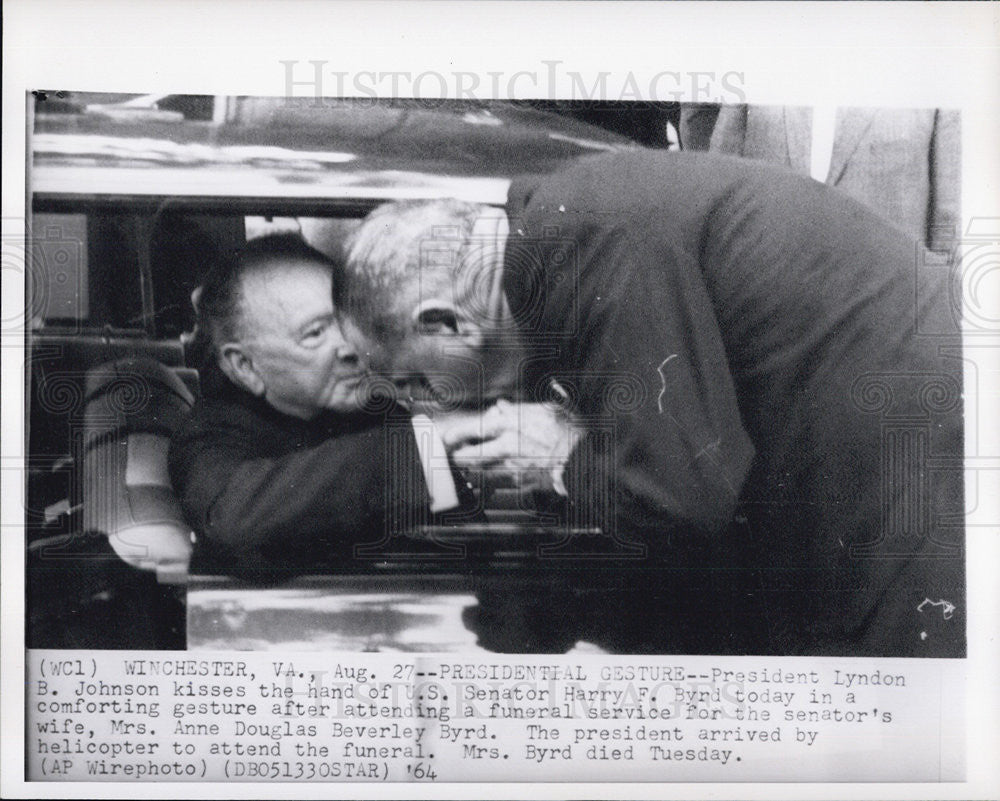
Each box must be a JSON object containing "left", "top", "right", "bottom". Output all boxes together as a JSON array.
[{"left": 219, "top": 343, "right": 265, "bottom": 396}]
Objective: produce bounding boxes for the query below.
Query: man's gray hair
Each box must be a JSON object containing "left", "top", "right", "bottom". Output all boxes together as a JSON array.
[
  {"left": 343, "top": 198, "right": 494, "bottom": 335},
  {"left": 345, "top": 198, "right": 485, "bottom": 284}
]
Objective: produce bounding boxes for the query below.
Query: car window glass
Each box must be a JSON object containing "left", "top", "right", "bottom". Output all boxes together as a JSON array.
[{"left": 30, "top": 213, "right": 89, "bottom": 328}]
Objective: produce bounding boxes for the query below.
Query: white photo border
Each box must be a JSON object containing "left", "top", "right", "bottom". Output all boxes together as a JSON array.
[{"left": 3, "top": 1, "right": 998, "bottom": 798}]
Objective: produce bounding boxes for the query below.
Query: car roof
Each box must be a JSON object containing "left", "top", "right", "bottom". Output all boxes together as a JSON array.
[{"left": 32, "top": 97, "right": 636, "bottom": 214}]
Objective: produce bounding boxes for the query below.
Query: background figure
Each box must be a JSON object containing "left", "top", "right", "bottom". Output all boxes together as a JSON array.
[
  {"left": 680, "top": 104, "right": 959, "bottom": 254},
  {"left": 677, "top": 102, "right": 721, "bottom": 152}
]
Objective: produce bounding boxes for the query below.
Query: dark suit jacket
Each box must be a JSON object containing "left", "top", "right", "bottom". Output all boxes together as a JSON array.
[
  {"left": 702, "top": 104, "right": 960, "bottom": 253},
  {"left": 168, "top": 365, "right": 433, "bottom": 581},
  {"left": 504, "top": 151, "right": 964, "bottom": 656}
]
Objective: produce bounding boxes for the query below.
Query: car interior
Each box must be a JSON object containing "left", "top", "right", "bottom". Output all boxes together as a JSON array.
[{"left": 27, "top": 207, "right": 397, "bottom": 647}]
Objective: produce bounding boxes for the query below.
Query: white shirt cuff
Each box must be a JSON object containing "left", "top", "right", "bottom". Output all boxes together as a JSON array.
[
  {"left": 411, "top": 414, "right": 461, "bottom": 512},
  {"left": 551, "top": 465, "right": 569, "bottom": 497}
]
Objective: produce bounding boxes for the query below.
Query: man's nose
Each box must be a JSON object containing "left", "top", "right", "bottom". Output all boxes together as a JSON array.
[
  {"left": 338, "top": 319, "right": 381, "bottom": 370},
  {"left": 336, "top": 340, "right": 362, "bottom": 368}
]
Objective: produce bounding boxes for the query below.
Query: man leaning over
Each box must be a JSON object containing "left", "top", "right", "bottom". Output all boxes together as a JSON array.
[{"left": 345, "top": 151, "right": 965, "bottom": 657}]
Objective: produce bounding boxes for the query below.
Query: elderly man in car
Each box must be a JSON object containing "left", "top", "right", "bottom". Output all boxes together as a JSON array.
[
  {"left": 168, "top": 234, "right": 473, "bottom": 581},
  {"left": 344, "top": 150, "right": 965, "bottom": 657}
]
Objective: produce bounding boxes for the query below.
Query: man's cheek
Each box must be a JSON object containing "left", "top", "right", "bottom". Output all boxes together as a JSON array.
[
  {"left": 395, "top": 337, "right": 447, "bottom": 373},
  {"left": 439, "top": 356, "right": 493, "bottom": 408}
]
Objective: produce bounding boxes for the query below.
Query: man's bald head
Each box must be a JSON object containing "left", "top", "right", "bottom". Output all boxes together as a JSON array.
[{"left": 196, "top": 232, "right": 347, "bottom": 358}]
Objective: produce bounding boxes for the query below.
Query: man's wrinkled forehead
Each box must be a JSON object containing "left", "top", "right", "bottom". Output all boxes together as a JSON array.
[
  {"left": 349, "top": 239, "right": 458, "bottom": 332},
  {"left": 409, "top": 217, "right": 505, "bottom": 293},
  {"left": 344, "top": 202, "right": 508, "bottom": 332},
  {"left": 352, "top": 242, "right": 469, "bottom": 317},
  {"left": 238, "top": 257, "right": 334, "bottom": 328},
  {"left": 406, "top": 235, "right": 466, "bottom": 300}
]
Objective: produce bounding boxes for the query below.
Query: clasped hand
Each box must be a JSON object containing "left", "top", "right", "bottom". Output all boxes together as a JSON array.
[{"left": 432, "top": 400, "right": 583, "bottom": 494}]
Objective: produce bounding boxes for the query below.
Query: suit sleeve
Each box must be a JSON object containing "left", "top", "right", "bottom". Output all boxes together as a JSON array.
[
  {"left": 170, "top": 414, "right": 430, "bottom": 566},
  {"left": 508, "top": 215, "right": 755, "bottom": 549},
  {"left": 928, "top": 108, "right": 961, "bottom": 254}
]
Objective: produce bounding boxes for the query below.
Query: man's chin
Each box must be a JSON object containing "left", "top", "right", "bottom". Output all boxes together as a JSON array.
[{"left": 326, "top": 398, "right": 366, "bottom": 414}]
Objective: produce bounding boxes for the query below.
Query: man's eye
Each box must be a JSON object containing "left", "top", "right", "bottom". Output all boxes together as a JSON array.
[
  {"left": 301, "top": 322, "right": 328, "bottom": 342},
  {"left": 415, "top": 307, "right": 459, "bottom": 335}
]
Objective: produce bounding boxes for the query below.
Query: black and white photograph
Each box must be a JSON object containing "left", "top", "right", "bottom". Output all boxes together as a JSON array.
[
  {"left": 3, "top": 1, "right": 998, "bottom": 796},
  {"left": 23, "top": 92, "right": 967, "bottom": 658},
  {"left": 17, "top": 88, "right": 975, "bottom": 782}
]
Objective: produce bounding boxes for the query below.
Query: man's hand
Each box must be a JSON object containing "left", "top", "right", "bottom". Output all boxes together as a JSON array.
[{"left": 433, "top": 400, "right": 584, "bottom": 494}]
